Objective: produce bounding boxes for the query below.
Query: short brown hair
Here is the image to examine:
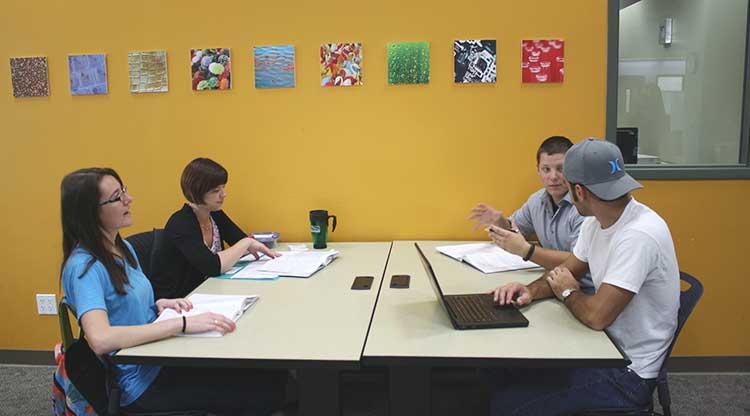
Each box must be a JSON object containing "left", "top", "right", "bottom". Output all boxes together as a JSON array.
[
  {"left": 536, "top": 136, "right": 573, "bottom": 163},
  {"left": 180, "top": 158, "right": 228, "bottom": 204}
]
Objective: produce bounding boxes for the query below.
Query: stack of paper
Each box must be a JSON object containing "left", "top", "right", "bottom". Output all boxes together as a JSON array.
[
  {"left": 436, "top": 243, "right": 540, "bottom": 274},
  {"left": 257, "top": 249, "right": 339, "bottom": 278},
  {"left": 154, "top": 293, "right": 259, "bottom": 337}
]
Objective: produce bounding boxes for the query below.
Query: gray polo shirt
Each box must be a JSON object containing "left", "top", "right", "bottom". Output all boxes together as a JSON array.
[{"left": 511, "top": 188, "right": 593, "bottom": 291}]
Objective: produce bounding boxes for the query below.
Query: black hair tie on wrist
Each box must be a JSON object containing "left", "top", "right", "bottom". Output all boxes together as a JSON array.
[
  {"left": 181, "top": 316, "right": 187, "bottom": 333},
  {"left": 523, "top": 244, "right": 536, "bottom": 262}
]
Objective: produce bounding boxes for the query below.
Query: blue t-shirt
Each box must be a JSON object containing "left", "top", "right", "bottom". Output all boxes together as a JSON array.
[{"left": 62, "top": 240, "right": 161, "bottom": 407}]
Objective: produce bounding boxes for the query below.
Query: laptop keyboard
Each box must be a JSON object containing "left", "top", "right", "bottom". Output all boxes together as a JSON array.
[{"left": 448, "top": 295, "right": 497, "bottom": 323}]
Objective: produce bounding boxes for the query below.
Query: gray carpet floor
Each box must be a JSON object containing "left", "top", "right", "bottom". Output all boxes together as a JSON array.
[{"left": 2, "top": 365, "right": 747, "bottom": 415}]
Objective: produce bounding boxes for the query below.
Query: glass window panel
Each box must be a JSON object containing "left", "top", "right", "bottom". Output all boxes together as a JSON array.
[{"left": 617, "top": 0, "right": 748, "bottom": 165}]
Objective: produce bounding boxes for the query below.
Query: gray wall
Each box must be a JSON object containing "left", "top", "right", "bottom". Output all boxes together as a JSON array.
[{"left": 618, "top": 0, "right": 746, "bottom": 164}]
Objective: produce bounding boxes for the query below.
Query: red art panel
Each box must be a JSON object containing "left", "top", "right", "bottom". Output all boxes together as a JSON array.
[{"left": 521, "top": 39, "right": 564, "bottom": 83}]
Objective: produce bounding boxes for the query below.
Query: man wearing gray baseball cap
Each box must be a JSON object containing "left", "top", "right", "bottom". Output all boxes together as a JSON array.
[{"left": 486, "top": 138, "right": 680, "bottom": 414}]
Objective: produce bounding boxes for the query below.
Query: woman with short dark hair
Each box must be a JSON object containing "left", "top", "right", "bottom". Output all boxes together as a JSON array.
[
  {"left": 150, "top": 158, "right": 276, "bottom": 299},
  {"left": 60, "top": 167, "right": 286, "bottom": 414}
]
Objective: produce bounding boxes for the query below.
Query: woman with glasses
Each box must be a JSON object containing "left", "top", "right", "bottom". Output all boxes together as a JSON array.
[
  {"left": 60, "top": 167, "right": 286, "bottom": 414},
  {"left": 150, "top": 158, "right": 277, "bottom": 300}
]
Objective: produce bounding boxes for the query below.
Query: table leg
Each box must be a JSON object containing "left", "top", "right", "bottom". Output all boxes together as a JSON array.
[
  {"left": 389, "top": 366, "right": 430, "bottom": 416},
  {"left": 297, "top": 368, "right": 340, "bottom": 416}
]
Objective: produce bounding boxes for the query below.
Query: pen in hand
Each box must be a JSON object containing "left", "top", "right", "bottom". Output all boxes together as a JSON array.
[{"left": 487, "top": 224, "right": 519, "bottom": 235}]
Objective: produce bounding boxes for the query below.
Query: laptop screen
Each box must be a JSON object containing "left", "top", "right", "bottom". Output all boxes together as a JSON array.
[{"left": 414, "top": 243, "right": 448, "bottom": 307}]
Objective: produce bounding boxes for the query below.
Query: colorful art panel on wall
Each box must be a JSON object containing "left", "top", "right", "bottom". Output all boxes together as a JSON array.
[
  {"left": 191, "top": 48, "right": 231, "bottom": 91},
  {"left": 254, "top": 45, "right": 295, "bottom": 89},
  {"left": 454, "top": 40, "right": 497, "bottom": 84},
  {"left": 68, "top": 54, "right": 108, "bottom": 95},
  {"left": 387, "top": 42, "right": 430, "bottom": 85},
  {"left": 128, "top": 51, "right": 168, "bottom": 93},
  {"left": 320, "top": 43, "right": 363, "bottom": 87},
  {"left": 10, "top": 56, "right": 49, "bottom": 97},
  {"left": 521, "top": 39, "right": 564, "bottom": 83}
]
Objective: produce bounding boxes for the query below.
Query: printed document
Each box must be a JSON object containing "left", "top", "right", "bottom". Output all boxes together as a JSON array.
[
  {"left": 436, "top": 243, "right": 540, "bottom": 273},
  {"left": 257, "top": 250, "right": 339, "bottom": 277},
  {"left": 153, "top": 293, "right": 259, "bottom": 337}
]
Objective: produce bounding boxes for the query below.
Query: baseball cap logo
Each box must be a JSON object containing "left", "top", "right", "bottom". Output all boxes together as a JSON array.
[{"left": 608, "top": 159, "right": 623, "bottom": 174}]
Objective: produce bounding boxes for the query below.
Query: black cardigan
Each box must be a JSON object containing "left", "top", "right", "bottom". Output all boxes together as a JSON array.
[{"left": 150, "top": 204, "right": 246, "bottom": 299}]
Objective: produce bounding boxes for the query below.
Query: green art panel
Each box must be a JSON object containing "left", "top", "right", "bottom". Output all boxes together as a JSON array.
[{"left": 388, "top": 41, "right": 430, "bottom": 85}]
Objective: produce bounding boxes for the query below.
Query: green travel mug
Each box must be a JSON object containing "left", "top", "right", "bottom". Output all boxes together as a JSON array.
[{"left": 310, "top": 210, "right": 337, "bottom": 249}]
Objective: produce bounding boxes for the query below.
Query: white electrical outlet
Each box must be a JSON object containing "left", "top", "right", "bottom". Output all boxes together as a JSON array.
[{"left": 36, "top": 294, "right": 57, "bottom": 315}]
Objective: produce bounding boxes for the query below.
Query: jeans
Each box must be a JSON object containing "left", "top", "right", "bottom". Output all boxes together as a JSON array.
[
  {"left": 484, "top": 367, "right": 656, "bottom": 416},
  {"left": 123, "top": 366, "right": 288, "bottom": 416}
]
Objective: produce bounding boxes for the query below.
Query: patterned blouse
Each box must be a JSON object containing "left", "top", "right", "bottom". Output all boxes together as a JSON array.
[{"left": 209, "top": 216, "right": 222, "bottom": 254}]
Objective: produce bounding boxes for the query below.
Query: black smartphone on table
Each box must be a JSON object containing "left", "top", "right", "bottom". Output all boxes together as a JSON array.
[
  {"left": 351, "top": 275, "right": 374, "bottom": 290},
  {"left": 390, "top": 274, "right": 410, "bottom": 289}
]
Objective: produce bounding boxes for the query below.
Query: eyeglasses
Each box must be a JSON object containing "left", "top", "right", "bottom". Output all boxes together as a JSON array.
[{"left": 99, "top": 186, "right": 128, "bottom": 206}]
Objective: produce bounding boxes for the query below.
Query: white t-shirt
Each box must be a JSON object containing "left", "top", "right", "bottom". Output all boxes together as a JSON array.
[{"left": 573, "top": 198, "right": 679, "bottom": 379}]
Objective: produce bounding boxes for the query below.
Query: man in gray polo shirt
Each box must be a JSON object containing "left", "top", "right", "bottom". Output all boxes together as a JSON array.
[
  {"left": 486, "top": 138, "right": 680, "bottom": 415},
  {"left": 470, "top": 136, "right": 593, "bottom": 292}
]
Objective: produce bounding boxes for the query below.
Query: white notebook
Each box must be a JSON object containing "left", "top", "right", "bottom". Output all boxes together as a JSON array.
[
  {"left": 153, "top": 293, "right": 259, "bottom": 337},
  {"left": 257, "top": 250, "right": 339, "bottom": 277},
  {"left": 436, "top": 243, "right": 540, "bottom": 274}
]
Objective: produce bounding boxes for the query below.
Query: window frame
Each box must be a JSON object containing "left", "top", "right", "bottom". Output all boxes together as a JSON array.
[{"left": 606, "top": 0, "right": 750, "bottom": 179}]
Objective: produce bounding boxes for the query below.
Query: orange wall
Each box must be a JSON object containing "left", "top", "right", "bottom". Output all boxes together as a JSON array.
[
  {"left": 0, "top": 0, "right": 745, "bottom": 356},
  {"left": 632, "top": 181, "right": 750, "bottom": 355}
]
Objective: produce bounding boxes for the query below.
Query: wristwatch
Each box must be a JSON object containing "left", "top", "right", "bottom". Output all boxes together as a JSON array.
[{"left": 561, "top": 288, "right": 577, "bottom": 303}]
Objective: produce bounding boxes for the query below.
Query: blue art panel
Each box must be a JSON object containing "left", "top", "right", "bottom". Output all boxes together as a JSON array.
[
  {"left": 254, "top": 45, "right": 295, "bottom": 89},
  {"left": 68, "top": 54, "right": 108, "bottom": 95}
]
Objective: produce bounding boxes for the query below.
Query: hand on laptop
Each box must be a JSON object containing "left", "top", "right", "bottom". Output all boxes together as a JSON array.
[{"left": 490, "top": 282, "right": 532, "bottom": 306}]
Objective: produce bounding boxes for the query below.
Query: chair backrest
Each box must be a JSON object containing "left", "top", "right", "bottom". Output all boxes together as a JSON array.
[
  {"left": 658, "top": 271, "right": 703, "bottom": 379},
  {"left": 652, "top": 272, "right": 703, "bottom": 416},
  {"left": 58, "top": 297, "right": 77, "bottom": 350},
  {"left": 126, "top": 229, "right": 163, "bottom": 278}
]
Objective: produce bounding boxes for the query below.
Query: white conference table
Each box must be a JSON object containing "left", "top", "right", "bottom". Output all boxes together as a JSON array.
[
  {"left": 113, "top": 242, "right": 392, "bottom": 416},
  {"left": 362, "top": 241, "right": 628, "bottom": 416}
]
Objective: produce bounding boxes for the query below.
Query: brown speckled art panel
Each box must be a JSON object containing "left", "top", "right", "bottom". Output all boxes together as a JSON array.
[
  {"left": 10, "top": 56, "right": 50, "bottom": 97},
  {"left": 128, "top": 51, "right": 168, "bottom": 93}
]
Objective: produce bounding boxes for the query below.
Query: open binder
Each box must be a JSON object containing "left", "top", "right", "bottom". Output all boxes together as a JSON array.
[
  {"left": 153, "top": 293, "right": 259, "bottom": 337},
  {"left": 256, "top": 249, "right": 340, "bottom": 278},
  {"left": 436, "top": 243, "right": 540, "bottom": 274}
]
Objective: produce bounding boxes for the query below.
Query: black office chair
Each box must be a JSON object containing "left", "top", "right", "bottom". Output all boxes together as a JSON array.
[
  {"left": 126, "top": 229, "right": 163, "bottom": 278},
  {"left": 58, "top": 297, "right": 76, "bottom": 351},
  {"left": 59, "top": 297, "right": 204, "bottom": 416},
  {"left": 576, "top": 271, "right": 704, "bottom": 416}
]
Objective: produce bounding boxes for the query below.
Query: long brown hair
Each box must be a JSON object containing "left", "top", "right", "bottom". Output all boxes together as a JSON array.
[{"left": 60, "top": 168, "right": 136, "bottom": 294}]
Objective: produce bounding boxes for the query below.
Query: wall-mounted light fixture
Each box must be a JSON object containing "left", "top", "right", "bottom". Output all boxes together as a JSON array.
[{"left": 659, "top": 18, "right": 673, "bottom": 47}]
